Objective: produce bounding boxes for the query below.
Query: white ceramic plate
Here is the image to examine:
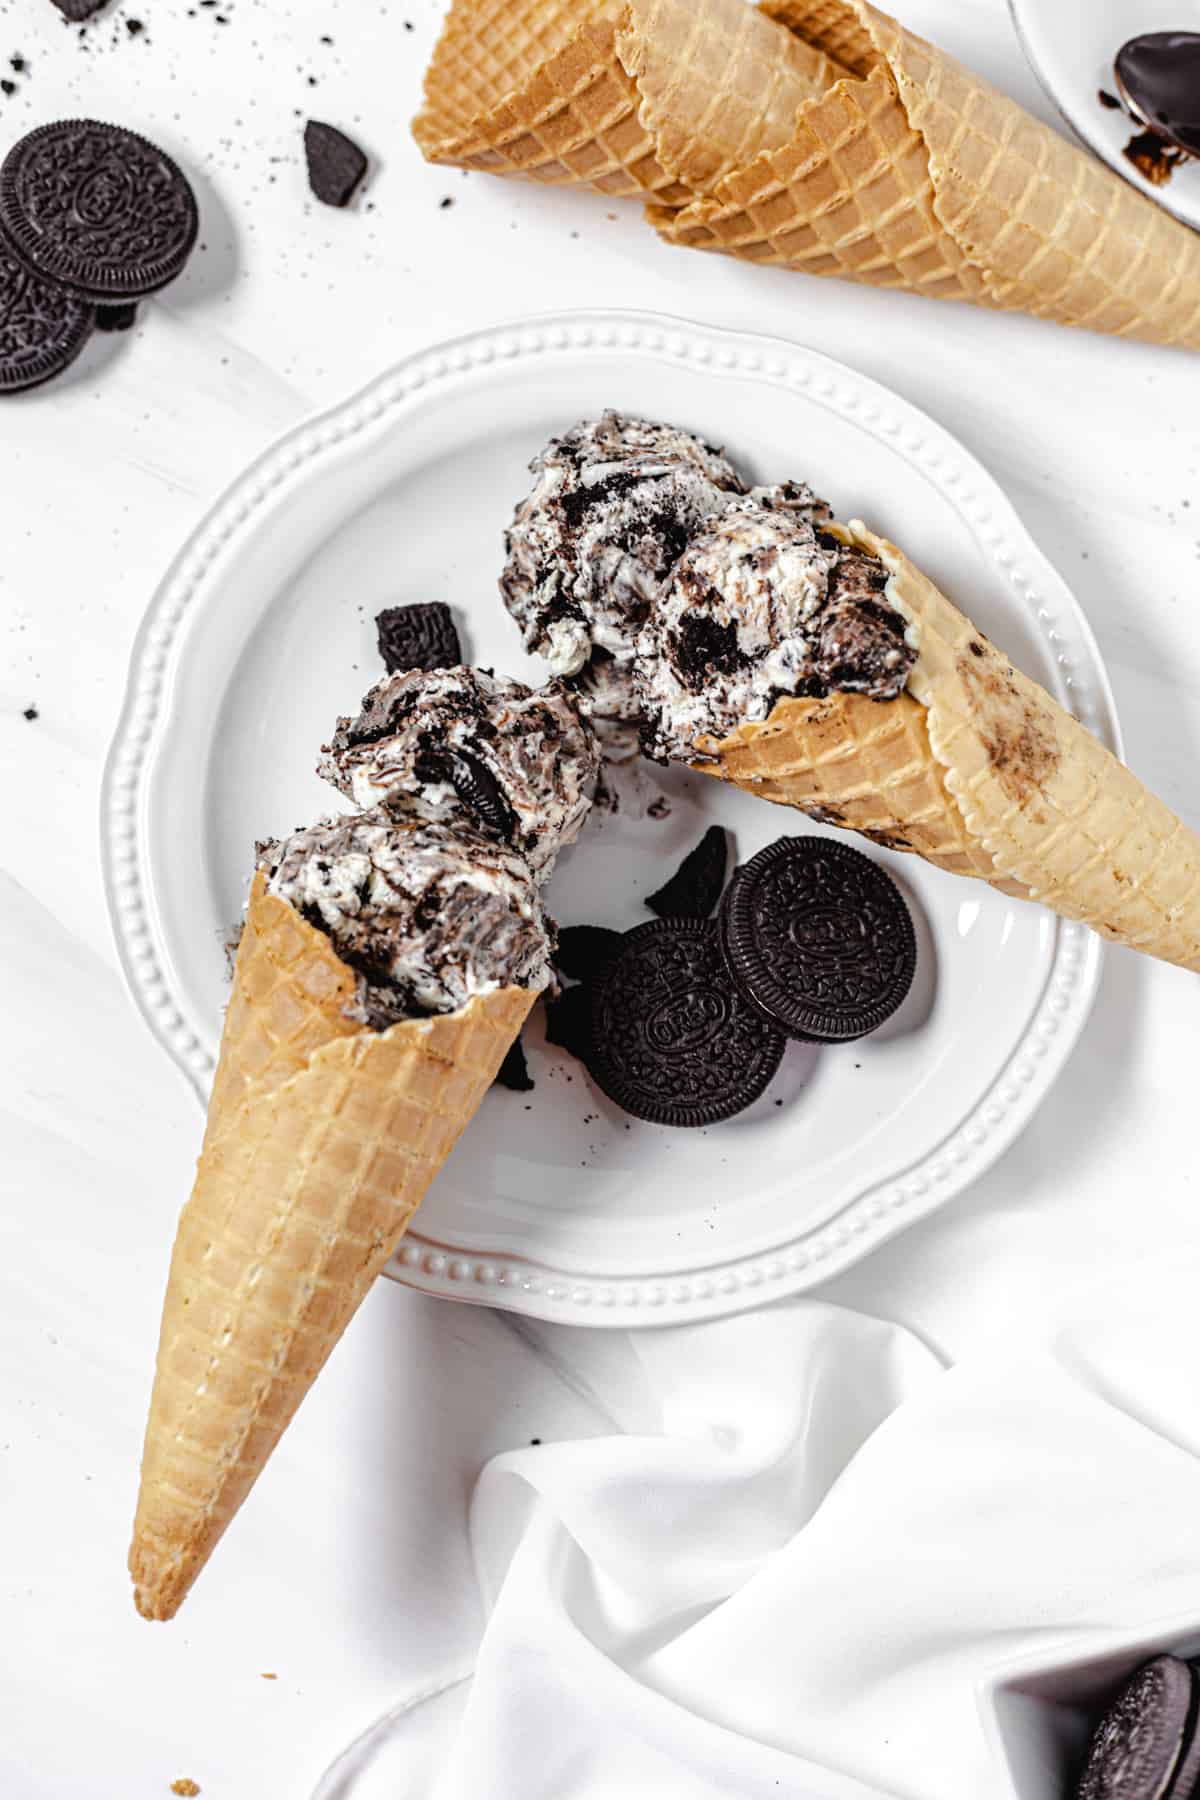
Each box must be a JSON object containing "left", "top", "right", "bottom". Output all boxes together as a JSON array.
[
  {"left": 1009, "top": 0, "right": 1200, "bottom": 231},
  {"left": 102, "top": 309, "right": 1112, "bottom": 1328}
]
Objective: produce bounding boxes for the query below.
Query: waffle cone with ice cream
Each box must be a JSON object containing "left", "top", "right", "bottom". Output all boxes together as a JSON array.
[
  {"left": 130, "top": 827, "right": 543, "bottom": 1621},
  {"left": 415, "top": 0, "right": 1200, "bottom": 349},
  {"left": 695, "top": 523, "right": 1200, "bottom": 970}
]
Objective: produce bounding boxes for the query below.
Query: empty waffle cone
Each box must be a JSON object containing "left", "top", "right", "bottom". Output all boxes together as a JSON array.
[
  {"left": 130, "top": 875, "right": 534, "bottom": 1621},
  {"left": 652, "top": 0, "right": 1200, "bottom": 348},
  {"left": 412, "top": 0, "right": 836, "bottom": 205},
  {"left": 699, "top": 525, "right": 1200, "bottom": 970}
]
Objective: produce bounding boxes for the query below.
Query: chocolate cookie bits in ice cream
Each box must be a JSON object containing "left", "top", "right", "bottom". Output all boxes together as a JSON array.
[
  {"left": 319, "top": 666, "right": 599, "bottom": 881},
  {"left": 500, "top": 411, "right": 747, "bottom": 726},
  {"left": 260, "top": 808, "right": 553, "bottom": 1027},
  {"left": 636, "top": 492, "right": 916, "bottom": 763}
]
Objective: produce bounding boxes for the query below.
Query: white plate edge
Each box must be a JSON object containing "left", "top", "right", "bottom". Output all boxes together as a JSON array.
[
  {"left": 100, "top": 306, "right": 1114, "bottom": 1327},
  {"left": 1007, "top": 0, "right": 1200, "bottom": 234}
]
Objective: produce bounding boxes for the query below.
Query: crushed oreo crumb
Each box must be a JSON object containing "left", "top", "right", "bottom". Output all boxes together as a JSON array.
[{"left": 22, "top": 705, "right": 39, "bottom": 721}]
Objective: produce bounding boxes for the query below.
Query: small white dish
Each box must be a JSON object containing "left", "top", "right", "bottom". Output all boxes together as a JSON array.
[
  {"left": 1010, "top": 0, "right": 1200, "bottom": 231},
  {"left": 102, "top": 309, "right": 1112, "bottom": 1328}
]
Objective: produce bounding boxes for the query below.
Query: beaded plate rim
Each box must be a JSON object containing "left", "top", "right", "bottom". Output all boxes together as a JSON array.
[{"left": 101, "top": 308, "right": 1114, "bottom": 1328}]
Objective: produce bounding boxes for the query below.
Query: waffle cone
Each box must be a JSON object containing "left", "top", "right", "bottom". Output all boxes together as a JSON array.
[
  {"left": 653, "top": 0, "right": 1200, "bottom": 347},
  {"left": 412, "top": 0, "right": 690, "bottom": 204},
  {"left": 412, "top": 0, "right": 836, "bottom": 205},
  {"left": 701, "top": 526, "right": 1200, "bottom": 970},
  {"left": 130, "top": 877, "right": 534, "bottom": 1621}
]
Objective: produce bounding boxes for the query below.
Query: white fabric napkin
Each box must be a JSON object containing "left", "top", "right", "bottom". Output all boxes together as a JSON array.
[{"left": 314, "top": 1255, "right": 1200, "bottom": 1800}]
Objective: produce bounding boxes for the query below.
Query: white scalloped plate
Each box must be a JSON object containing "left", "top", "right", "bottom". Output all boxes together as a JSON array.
[{"left": 102, "top": 310, "right": 1114, "bottom": 1328}]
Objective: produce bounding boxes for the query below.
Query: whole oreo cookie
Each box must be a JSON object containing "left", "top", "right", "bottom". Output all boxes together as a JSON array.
[
  {"left": 0, "top": 238, "right": 94, "bottom": 394},
  {"left": 1075, "top": 1656, "right": 1198, "bottom": 1800},
  {"left": 721, "top": 837, "right": 915, "bottom": 1043},
  {"left": 588, "top": 918, "right": 784, "bottom": 1127},
  {"left": 0, "top": 120, "right": 198, "bottom": 300}
]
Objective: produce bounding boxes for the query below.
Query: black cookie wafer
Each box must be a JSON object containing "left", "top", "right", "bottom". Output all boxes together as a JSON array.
[
  {"left": 1075, "top": 1656, "right": 1197, "bottom": 1800},
  {"left": 556, "top": 924, "right": 623, "bottom": 983},
  {"left": 0, "top": 120, "right": 198, "bottom": 300},
  {"left": 375, "top": 602, "right": 461, "bottom": 675},
  {"left": 0, "top": 238, "right": 94, "bottom": 394},
  {"left": 494, "top": 1037, "right": 534, "bottom": 1093},
  {"left": 645, "top": 825, "right": 728, "bottom": 919},
  {"left": 304, "top": 121, "right": 368, "bottom": 208},
  {"left": 721, "top": 837, "right": 915, "bottom": 1043},
  {"left": 588, "top": 918, "right": 784, "bottom": 1127}
]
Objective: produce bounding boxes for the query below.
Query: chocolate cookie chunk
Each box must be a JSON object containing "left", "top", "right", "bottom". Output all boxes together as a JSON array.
[
  {"left": 95, "top": 301, "right": 137, "bottom": 332},
  {"left": 494, "top": 1038, "right": 534, "bottom": 1093},
  {"left": 1076, "top": 1657, "right": 1198, "bottom": 1800},
  {"left": 413, "top": 745, "right": 517, "bottom": 843},
  {"left": 543, "top": 984, "right": 592, "bottom": 1063},
  {"left": 556, "top": 925, "right": 623, "bottom": 983},
  {"left": 304, "top": 121, "right": 368, "bottom": 208},
  {"left": 375, "top": 602, "right": 461, "bottom": 675},
  {"left": 0, "top": 239, "right": 94, "bottom": 393},
  {"left": 589, "top": 918, "right": 784, "bottom": 1127},
  {"left": 1, "top": 122, "right": 197, "bottom": 301},
  {"left": 721, "top": 837, "right": 915, "bottom": 1042},
  {"left": 645, "top": 825, "right": 728, "bottom": 919}
]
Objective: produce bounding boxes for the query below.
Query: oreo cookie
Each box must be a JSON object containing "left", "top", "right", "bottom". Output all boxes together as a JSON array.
[
  {"left": 376, "top": 602, "right": 461, "bottom": 675},
  {"left": 0, "top": 121, "right": 198, "bottom": 300},
  {"left": 1076, "top": 1656, "right": 1199, "bottom": 1800},
  {"left": 304, "top": 121, "right": 368, "bottom": 209},
  {"left": 720, "top": 837, "right": 915, "bottom": 1043},
  {"left": 588, "top": 918, "right": 784, "bottom": 1127},
  {"left": 645, "top": 825, "right": 728, "bottom": 919},
  {"left": 0, "top": 238, "right": 94, "bottom": 394}
]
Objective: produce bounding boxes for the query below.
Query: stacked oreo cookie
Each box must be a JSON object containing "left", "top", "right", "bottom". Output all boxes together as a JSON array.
[
  {"left": 554, "top": 829, "right": 917, "bottom": 1127},
  {"left": 0, "top": 120, "right": 198, "bottom": 393}
]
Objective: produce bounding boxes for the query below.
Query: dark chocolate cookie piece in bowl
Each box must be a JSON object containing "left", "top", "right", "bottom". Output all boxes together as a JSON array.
[
  {"left": 588, "top": 917, "right": 784, "bottom": 1127},
  {"left": 721, "top": 836, "right": 916, "bottom": 1043},
  {"left": 0, "top": 120, "right": 198, "bottom": 300},
  {"left": 0, "top": 238, "right": 94, "bottom": 394},
  {"left": 1074, "top": 1655, "right": 1197, "bottom": 1800}
]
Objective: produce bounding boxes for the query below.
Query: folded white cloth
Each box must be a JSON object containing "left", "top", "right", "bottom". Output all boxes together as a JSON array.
[{"left": 315, "top": 1257, "right": 1200, "bottom": 1800}]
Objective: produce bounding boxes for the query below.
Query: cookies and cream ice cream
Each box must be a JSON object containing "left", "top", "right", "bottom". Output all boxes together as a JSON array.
[
  {"left": 500, "top": 411, "right": 747, "bottom": 724},
  {"left": 260, "top": 810, "right": 553, "bottom": 1026},
  {"left": 318, "top": 667, "right": 599, "bottom": 881},
  {"left": 636, "top": 495, "right": 917, "bottom": 763}
]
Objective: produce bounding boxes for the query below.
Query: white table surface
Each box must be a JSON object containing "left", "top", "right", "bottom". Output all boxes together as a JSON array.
[{"left": 1, "top": 1, "right": 1197, "bottom": 1795}]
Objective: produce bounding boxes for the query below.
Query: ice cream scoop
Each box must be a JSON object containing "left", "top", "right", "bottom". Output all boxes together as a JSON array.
[
  {"left": 260, "top": 810, "right": 553, "bottom": 1025},
  {"left": 318, "top": 667, "right": 599, "bottom": 881},
  {"left": 636, "top": 491, "right": 915, "bottom": 763},
  {"left": 501, "top": 411, "right": 748, "bottom": 724}
]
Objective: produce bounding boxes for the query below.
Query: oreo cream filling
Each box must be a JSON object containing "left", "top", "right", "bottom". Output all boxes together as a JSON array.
[
  {"left": 500, "top": 411, "right": 748, "bottom": 725},
  {"left": 318, "top": 667, "right": 599, "bottom": 882},
  {"left": 260, "top": 811, "right": 553, "bottom": 1027},
  {"left": 636, "top": 494, "right": 918, "bottom": 762}
]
